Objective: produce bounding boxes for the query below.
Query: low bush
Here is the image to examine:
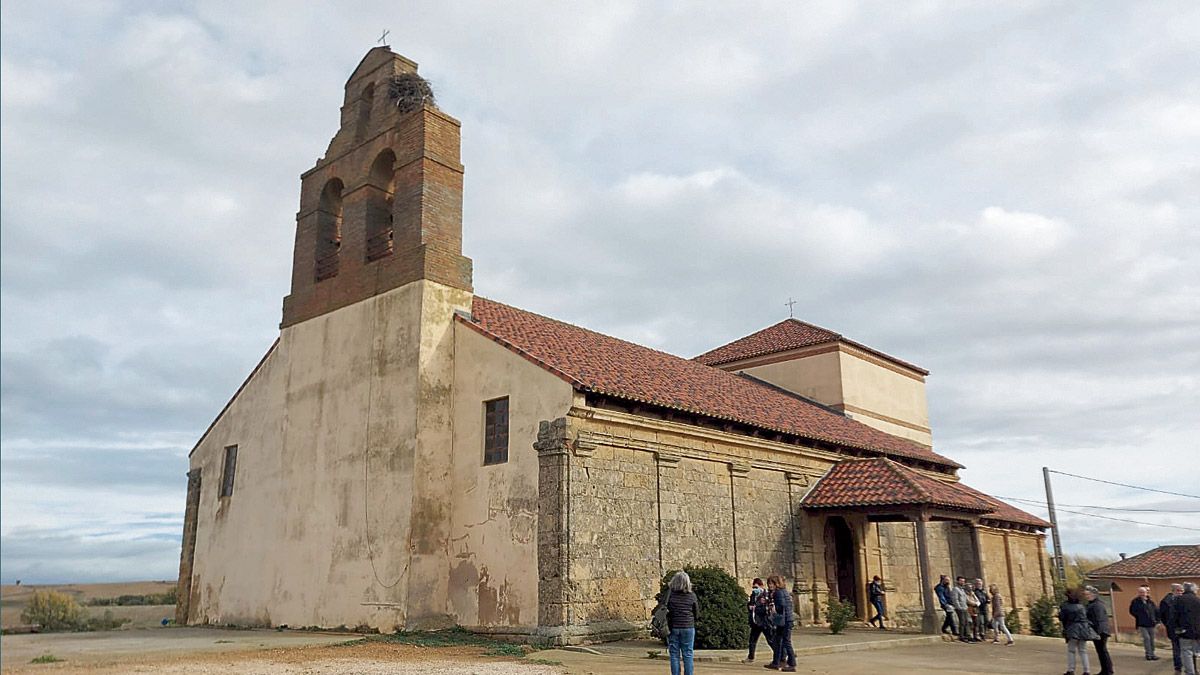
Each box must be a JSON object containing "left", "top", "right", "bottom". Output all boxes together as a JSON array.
[
  {"left": 655, "top": 566, "right": 747, "bottom": 650},
  {"left": 1005, "top": 607, "right": 1022, "bottom": 634},
  {"left": 84, "top": 610, "right": 131, "bottom": 631},
  {"left": 825, "top": 596, "right": 856, "bottom": 634},
  {"left": 21, "top": 591, "right": 84, "bottom": 632},
  {"left": 1028, "top": 595, "right": 1061, "bottom": 637},
  {"left": 88, "top": 589, "right": 177, "bottom": 606}
]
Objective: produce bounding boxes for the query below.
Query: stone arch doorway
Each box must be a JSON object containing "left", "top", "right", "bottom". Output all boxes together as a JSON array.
[{"left": 824, "top": 516, "right": 858, "bottom": 612}]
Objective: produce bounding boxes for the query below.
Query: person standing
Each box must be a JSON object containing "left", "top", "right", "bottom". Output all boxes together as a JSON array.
[
  {"left": 1165, "top": 584, "right": 1186, "bottom": 673},
  {"left": 1085, "top": 586, "right": 1114, "bottom": 675},
  {"left": 745, "top": 578, "right": 773, "bottom": 663},
  {"left": 935, "top": 575, "right": 958, "bottom": 636},
  {"left": 1060, "top": 588, "right": 1098, "bottom": 675},
  {"left": 1176, "top": 582, "right": 1200, "bottom": 675},
  {"left": 988, "top": 584, "right": 1014, "bottom": 645},
  {"left": 1130, "top": 586, "right": 1160, "bottom": 661},
  {"left": 764, "top": 575, "right": 796, "bottom": 672},
  {"left": 973, "top": 579, "right": 990, "bottom": 641},
  {"left": 665, "top": 571, "right": 699, "bottom": 675},
  {"left": 952, "top": 576, "right": 972, "bottom": 642},
  {"left": 868, "top": 576, "right": 888, "bottom": 630}
]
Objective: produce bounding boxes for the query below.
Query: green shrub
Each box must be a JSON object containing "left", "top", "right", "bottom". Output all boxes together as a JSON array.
[
  {"left": 825, "top": 596, "right": 856, "bottom": 634},
  {"left": 84, "top": 610, "right": 131, "bottom": 631},
  {"left": 1028, "top": 595, "right": 1061, "bottom": 637},
  {"left": 1005, "top": 607, "right": 1022, "bottom": 634},
  {"left": 30, "top": 654, "right": 62, "bottom": 664},
  {"left": 21, "top": 591, "right": 84, "bottom": 632},
  {"left": 88, "top": 589, "right": 177, "bottom": 607},
  {"left": 656, "top": 566, "right": 748, "bottom": 650}
]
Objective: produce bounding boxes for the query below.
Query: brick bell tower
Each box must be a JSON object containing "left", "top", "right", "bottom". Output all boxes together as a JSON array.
[{"left": 281, "top": 47, "right": 472, "bottom": 327}]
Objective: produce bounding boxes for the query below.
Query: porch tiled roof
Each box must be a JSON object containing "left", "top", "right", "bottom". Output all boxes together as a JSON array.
[
  {"left": 461, "top": 298, "right": 960, "bottom": 469},
  {"left": 800, "top": 458, "right": 991, "bottom": 513},
  {"left": 1088, "top": 545, "right": 1200, "bottom": 579}
]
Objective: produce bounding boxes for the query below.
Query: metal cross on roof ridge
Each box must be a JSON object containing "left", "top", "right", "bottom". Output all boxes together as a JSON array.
[
  {"left": 785, "top": 297, "right": 797, "bottom": 318},
  {"left": 378, "top": 29, "right": 390, "bottom": 45}
]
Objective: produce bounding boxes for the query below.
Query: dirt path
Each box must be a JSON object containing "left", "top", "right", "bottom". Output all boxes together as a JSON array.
[{"left": 2, "top": 641, "right": 564, "bottom": 674}]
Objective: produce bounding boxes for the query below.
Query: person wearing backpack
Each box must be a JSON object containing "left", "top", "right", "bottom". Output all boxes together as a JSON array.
[
  {"left": 664, "top": 571, "right": 699, "bottom": 675},
  {"left": 745, "top": 578, "right": 775, "bottom": 663},
  {"left": 764, "top": 575, "right": 796, "bottom": 672}
]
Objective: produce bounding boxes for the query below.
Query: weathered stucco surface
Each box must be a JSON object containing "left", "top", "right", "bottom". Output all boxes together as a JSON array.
[
  {"left": 736, "top": 346, "right": 932, "bottom": 448},
  {"left": 187, "top": 280, "right": 470, "bottom": 631},
  {"left": 447, "top": 323, "right": 574, "bottom": 635}
]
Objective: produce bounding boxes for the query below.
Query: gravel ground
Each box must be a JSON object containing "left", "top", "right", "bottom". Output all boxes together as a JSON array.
[{"left": 1, "top": 641, "right": 564, "bottom": 675}]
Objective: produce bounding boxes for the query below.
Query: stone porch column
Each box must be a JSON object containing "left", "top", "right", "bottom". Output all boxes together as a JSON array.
[{"left": 914, "top": 512, "right": 938, "bottom": 634}]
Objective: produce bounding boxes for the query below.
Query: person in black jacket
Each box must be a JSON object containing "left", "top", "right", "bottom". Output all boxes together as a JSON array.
[
  {"left": 1061, "top": 588, "right": 1097, "bottom": 675},
  {"left": 745, "top": 578, "right": 775, "bottom": 663},
  {"left": 1085, "top": 586, "right": 1113, "bottom": 675},
  {"left": 1177, "top": 582, "right": 1200, "bottom": 675},
  {"left": 665, "top": 571, "right": 699, "bottom": 675},
  {"left": 1164, "top": 583, "right": 1186, "bottom": 672},
  {"left": 867, "top": 576, "right": 887, "bottom": 630},
  {"left": 1130, "top": 586, "right": 1160, "bottom": 661}
]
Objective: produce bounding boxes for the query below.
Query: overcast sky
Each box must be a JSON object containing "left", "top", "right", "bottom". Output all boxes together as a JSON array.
[{"left": 2, "top": 2, "right": 1198, "bottom": 584}]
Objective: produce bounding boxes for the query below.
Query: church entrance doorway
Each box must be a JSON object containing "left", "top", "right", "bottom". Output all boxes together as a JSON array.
[{"left": 824, "top": 516, "right": 858, "bottom": 612}]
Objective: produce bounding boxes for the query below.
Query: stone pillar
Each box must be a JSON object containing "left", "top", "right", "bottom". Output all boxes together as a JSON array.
[
  {"left": 914, "top": 513, "right": 938, "bottom": 634},
  {"left": 175, "top": 468, "right": 202, "bottom": 626},
  {"left": 786, "top": 472, "right": 817, "bottom": 624},
  {"left": 655, "top": 452, "right": 680, "bottom": 574},
  {"left": 535, "top": 419, "right": 571, "bottom": 631},
  {"left": 968, "top": 524, "right": 986, "bottom": 580},
  {"left": 728, "top": 462, "right": 750, "bottom": 581},
  {"left": 1003, "top": 531, "right": 1018, "bottom": 618}
]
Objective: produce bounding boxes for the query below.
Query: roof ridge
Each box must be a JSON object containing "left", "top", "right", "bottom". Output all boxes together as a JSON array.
[
  {"left": 884, "top": 458, "right": 933, "bottom": 501},
  {"left": 474, "top": 296, "right": 700, "bottom": 364}
]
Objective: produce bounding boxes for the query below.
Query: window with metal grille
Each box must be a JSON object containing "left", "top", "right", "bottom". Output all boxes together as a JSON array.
[
  {"left": 220, "top": 445, "right": 238, "bottom": 497},
  {"left": 483, "top": 397, "right": 509, "bottom": 465}
]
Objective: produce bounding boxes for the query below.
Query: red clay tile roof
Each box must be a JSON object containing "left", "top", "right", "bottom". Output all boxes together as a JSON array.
[
  {"left": 1087, "top": 545, "right": 1200, "bottom": 579},
  {"left": 954, "top": 484, "right": 1052, "bottom": 529},
  {"left": 461, "top": 297, "right": 961, "bottom": 469},
  {"left": 693, "top": 318, "right": 928, "bottom": 375},
  {"left": 800, "top": 458, "right": 991, "bottom": 513}
]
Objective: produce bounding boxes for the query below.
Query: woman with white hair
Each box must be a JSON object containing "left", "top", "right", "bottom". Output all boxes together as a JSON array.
[{"left": 665, "top": 570, "right": 700, "bottom": 675}]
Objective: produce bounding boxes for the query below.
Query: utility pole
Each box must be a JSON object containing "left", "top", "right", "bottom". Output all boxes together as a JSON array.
[{"left": 1043, "top": 467, "right": 1067, "bottom": 584}]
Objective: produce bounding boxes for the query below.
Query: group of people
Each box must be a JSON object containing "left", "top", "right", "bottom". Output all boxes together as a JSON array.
[
  {"left": 744, "top": 575, "right": 798, "bottom": 671},
  {"left": 1130, "top": 582, "right": 1200, "bottom": 675},
  {"left": 934, "top": 574, "right": 1016, "bottom": 645}
]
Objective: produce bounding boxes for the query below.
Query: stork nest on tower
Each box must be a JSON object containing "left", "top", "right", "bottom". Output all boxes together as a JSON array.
[{"left": 389, "top": 73, "right": 436, "bottom": 113}]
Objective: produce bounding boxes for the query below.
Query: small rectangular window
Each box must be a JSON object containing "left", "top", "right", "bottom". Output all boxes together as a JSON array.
[
  {"left": 483, "top": 397, "right": 509, "bottom": 465},
  {"left": 220, "top": 445, "right": 238, "bottom": 497}
]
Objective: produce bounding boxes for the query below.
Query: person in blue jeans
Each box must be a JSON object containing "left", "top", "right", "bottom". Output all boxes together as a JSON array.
[
  {"left": 766, "top": 574, "right": 796, "bottom": 672},
  {"left": 665, "top": 570, "right": 699, "bottom": 675}
]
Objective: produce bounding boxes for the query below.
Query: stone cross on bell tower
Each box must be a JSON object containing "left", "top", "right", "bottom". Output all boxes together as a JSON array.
[{"left": 281, "top": 47, "right": 472, "bottom": 327}]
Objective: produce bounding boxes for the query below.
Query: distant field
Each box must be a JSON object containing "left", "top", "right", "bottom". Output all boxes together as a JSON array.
[{"left": 1, "top": 581, "right": 176, "bottom": 630}]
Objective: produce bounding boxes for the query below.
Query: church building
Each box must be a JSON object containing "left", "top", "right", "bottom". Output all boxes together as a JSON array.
[{"left": 175, "top": 47, "right": 1051, "bottom": 643}]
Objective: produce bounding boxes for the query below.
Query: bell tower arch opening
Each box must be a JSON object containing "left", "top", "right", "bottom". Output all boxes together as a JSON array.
[
  {"left": 315, "top": 178, "right": 344, "bottom": 281},
  {"left": 365, "top": 150, "right": 396, "bottom": 261}
]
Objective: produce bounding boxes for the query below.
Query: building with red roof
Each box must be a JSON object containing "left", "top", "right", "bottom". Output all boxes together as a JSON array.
[
  {"left": 178, "top": 47, "right": 1051, "bottom": 643},
  {"left": 1088, "top": 545, "right": 1200, "bottom": 639}
]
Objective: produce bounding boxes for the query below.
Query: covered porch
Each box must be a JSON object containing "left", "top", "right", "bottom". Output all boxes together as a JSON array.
[{"left": 800, "top": 458, "right": 1019, "bottom": 633}]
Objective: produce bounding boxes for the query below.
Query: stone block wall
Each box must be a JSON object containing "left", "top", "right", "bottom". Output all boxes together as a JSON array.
[{"left": 533, "top": 406, "right": 1048, "bottom": 642}]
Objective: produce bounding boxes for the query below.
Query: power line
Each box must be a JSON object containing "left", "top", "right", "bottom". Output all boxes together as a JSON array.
[
  {"left": 1020, "top": 502, "right": 1200, "bottom": 532},
  {"left": 1047, "top": 469, "right": 1200, "bottom": 500},
  {"left": 997, "top": 496, "right": 1200, "bottom": 514}
]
